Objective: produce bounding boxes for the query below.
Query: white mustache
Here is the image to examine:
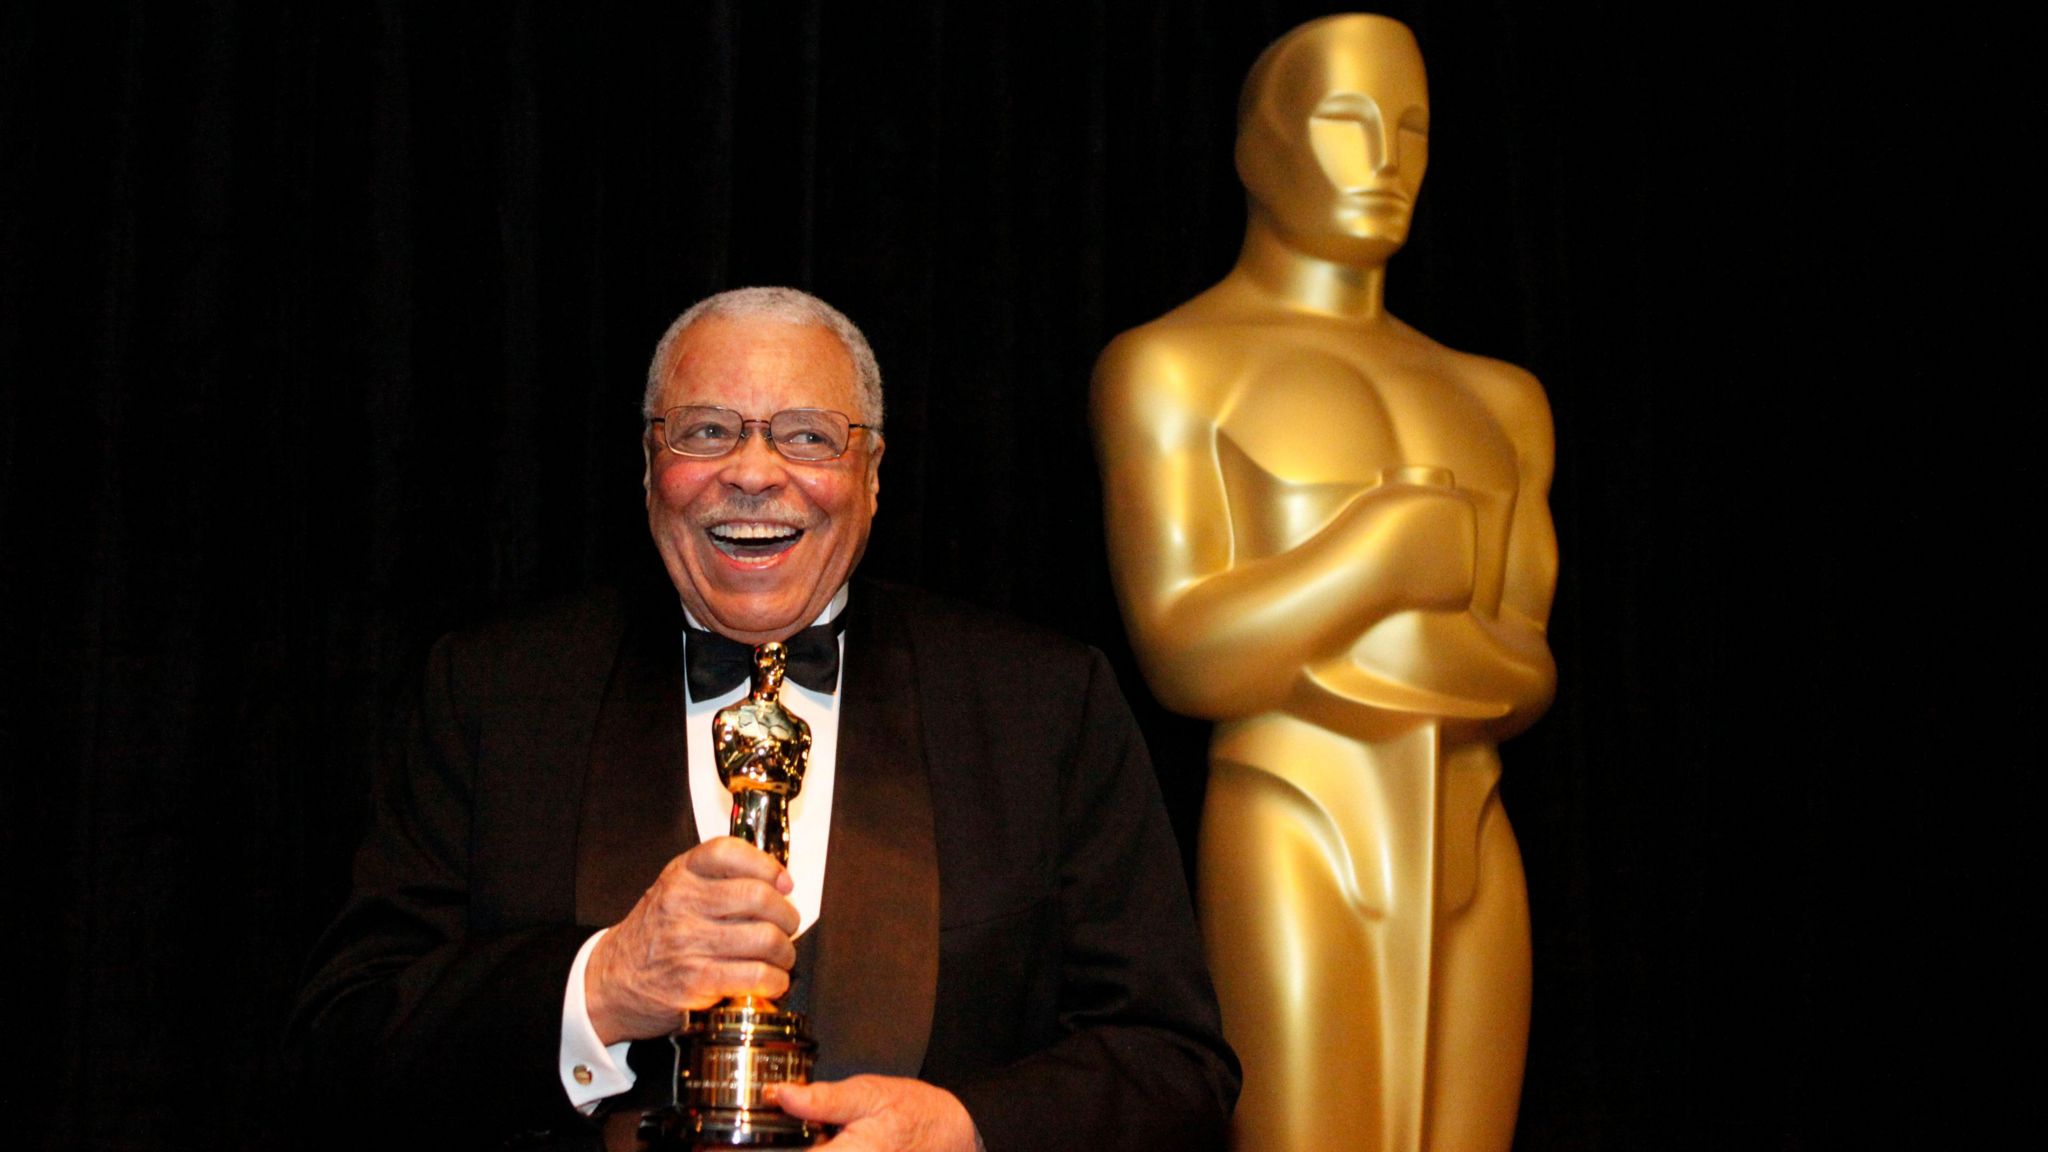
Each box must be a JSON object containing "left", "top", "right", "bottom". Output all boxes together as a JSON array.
[{"left": 697, "top": 495, "right": 808, "bottom": 528}]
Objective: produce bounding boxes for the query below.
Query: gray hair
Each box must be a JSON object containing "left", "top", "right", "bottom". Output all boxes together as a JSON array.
[{"left": 642, "top": 286, "right": 884, "bottom": 429}]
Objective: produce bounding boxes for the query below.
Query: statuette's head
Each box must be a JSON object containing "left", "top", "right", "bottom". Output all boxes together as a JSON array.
[
  {"left": 644, "top": 288, "right": 884, "bottom": 646},
  {"left": 1237, "top": 14, "right": 1430, "bottom": 264},
  {"left": 751, "top": 642, "right": 788, "bottom": 699}
]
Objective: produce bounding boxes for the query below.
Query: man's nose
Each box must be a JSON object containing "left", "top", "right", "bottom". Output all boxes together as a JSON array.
[{"left": 717, "top": 430, "right": 790, "bottom": 491}]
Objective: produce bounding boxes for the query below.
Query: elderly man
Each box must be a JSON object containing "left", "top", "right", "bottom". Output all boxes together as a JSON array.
[{"left": 290, "top": 287, "right": 1238, "bottom": 1152}]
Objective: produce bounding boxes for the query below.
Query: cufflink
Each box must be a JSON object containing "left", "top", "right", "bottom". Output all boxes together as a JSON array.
[{"left": 573, "top": 1064, "right": 594, "bottom": 1085}]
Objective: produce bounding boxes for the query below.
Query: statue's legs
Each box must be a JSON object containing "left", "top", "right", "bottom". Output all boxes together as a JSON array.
[
  {"left": 1201, "top": 719, "right": 1529, "bottom": 1152},
  {"left": 1427, "top": 744, "right": 1530, "bottom": 1152},
  {"left": 1202, "top": 751, "right": 1382, "bottom": 1149}
]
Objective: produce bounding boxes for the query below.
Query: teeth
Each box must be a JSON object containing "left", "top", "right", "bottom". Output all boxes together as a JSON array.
[{"left": 711, "top": 523, "right": 800, "bottom": 542}]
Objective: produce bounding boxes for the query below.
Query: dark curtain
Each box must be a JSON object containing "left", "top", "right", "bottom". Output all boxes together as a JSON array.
[{"left": 1, "top": 2, "right": 2030, "bottom": 1148}]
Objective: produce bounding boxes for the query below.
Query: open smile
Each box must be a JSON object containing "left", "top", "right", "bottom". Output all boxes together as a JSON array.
[{"left": 705, "top": 520, "right": 805, "bottom": 561}]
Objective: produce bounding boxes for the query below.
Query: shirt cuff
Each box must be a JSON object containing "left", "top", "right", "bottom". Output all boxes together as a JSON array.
[{"left": 560, "top": 928, "right": 637, "bottom": 1114}]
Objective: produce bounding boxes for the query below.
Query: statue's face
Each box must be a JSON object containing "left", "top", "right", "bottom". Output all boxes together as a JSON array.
[
  {"left": 1237, "top": 16, "right": 1430, "bottom": 264},
  {"left": 645, "top": 315, "right": 882, "bottom": 645}
]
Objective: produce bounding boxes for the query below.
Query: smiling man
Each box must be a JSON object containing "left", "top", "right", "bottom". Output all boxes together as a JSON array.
[
  {"left": 641, "top": 297, "right": 884, "bottom": 645},
  {"left": 291, "top": 287, "right": 1238, "bottom": 1152}
]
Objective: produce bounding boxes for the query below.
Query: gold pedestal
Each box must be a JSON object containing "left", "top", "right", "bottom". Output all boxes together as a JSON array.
[{"left": 674, "top": 997, "right": 822, "bottom": 1147}]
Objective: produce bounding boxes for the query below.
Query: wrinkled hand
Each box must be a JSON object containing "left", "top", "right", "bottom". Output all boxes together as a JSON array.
[
  {"left": 585, "top": 837, "right": 798, "bottom": 1044},
  {"left": 773, "top": 1076, "right": 979, "bottom": 1152}
]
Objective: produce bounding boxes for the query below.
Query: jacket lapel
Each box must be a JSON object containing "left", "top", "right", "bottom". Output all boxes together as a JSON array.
[
  {"left": 806, "top": 588, "right": 940, "bottom": 1081},
  {"left": 576, "top": 592, "right": 699, "bottom": 929}
]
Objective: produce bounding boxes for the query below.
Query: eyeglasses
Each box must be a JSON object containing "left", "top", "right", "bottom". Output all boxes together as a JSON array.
[{"left": 648, "top": 405, "right": 879, "bottom": 462}]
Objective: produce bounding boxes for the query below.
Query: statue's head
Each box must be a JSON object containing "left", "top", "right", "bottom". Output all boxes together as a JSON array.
[
  {"left": 1236, "top": 14, "right": 1429, "bottom": 265},
  {"left": 752, "top": 641, "right": 788, "bottom": 699}
]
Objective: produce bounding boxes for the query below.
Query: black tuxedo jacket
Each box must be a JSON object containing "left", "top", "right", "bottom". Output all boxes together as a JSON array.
[{"left": 289, "top": 578, "right": 1237, "bottom": 1151}]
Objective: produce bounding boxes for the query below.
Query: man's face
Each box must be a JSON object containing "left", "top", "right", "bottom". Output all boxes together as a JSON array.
[
  {"left": 645, "top": 314, "right": 882, "bottom": 645},
  {"left": 1238, "top": 17, "right": 1430, "bottom": 263}
]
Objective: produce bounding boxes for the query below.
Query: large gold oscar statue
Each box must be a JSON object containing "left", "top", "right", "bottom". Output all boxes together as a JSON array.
[{"left": 1090, "top": 15, "right": 1557, "bottom": 1152}]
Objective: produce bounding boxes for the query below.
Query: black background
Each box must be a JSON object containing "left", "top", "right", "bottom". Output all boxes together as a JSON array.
[{"left": 2, "top": 2, "right": 2035, "bottom": 1149}]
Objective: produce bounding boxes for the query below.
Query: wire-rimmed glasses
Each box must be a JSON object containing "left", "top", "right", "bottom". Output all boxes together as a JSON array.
[{"left": 648, "top": 406, "right": 878, "bottom": 462}]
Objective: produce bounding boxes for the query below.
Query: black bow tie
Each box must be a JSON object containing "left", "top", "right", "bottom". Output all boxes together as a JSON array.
[{"left": 684, "top": 617, "right": 845, "bottom": 699}]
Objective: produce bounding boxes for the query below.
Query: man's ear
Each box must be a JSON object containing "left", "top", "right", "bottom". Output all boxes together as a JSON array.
[
  {"left": 865, "top": 439, "right": 885, "bottom": 512},
  {"left": 641, "top": 434, "right": 654, "bottom": 501}
]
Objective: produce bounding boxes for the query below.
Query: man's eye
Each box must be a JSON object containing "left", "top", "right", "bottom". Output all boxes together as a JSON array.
[
  {"left": 783, "top": 429, "right": 827, "bottom": 445},
  {"left": 681, "top": 423, "right": 732, "bottom": 441}
]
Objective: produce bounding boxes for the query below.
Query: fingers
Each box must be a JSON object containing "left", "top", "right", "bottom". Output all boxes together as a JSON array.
[
  {"left": 686, "top": 836, "right": 797, "bottom": 893},
  {"left": 586, "top": 841, "right": 803, "bottom": 1043},
  {"left": 1362, "top": 485, "right": 1478, "bottom": 608},
  {"left": 773, "top": 1076, "right": 978, "bottom": 1152},
  {"left": 672, "top": 839, "right": 799, "bottom": 932},
  {"left": 771, "top": 1078, "right": 870, "bottom": 1125},
  {"left": 588, "top": 925, "right": 794, "bottom": 1041},
  {"left": 656, "top": 839, "right": 799, "bottom": 932},
  {"left": 655, "top": 869, "right": 800, "bottom": 935},
  {"left": 693, "top": 919, "right": 798, "bottom": 973},
  {"left": 682, "top": 958, "right": 791, "bottom": 1004}
]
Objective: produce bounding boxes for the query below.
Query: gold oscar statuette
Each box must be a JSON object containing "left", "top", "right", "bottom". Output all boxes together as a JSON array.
[{"left": 673, "top": 642, "right": 824, "bottom": 1148}]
